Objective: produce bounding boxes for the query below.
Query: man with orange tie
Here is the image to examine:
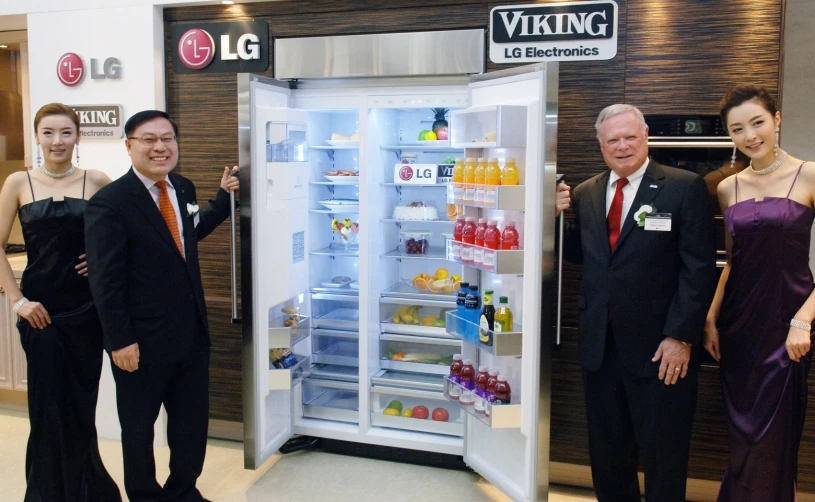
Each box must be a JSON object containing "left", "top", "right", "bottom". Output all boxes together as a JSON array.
[
  {"left": 554, "top": 104, "right": 716, "bottom": 502},
  {"left": 84, "top": 110, "right": 238, "bottom": 502}
]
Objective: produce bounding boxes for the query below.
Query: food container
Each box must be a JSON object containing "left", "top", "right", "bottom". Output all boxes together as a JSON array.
[
  {"left": 400, "top": 230, "right": 431, "bottom": 255},
  {"left": 400, "top": 153, "right": 418, "bottom": 164},
  {"left": 392, "top": 202, "right": 439, "bottom": 221}
]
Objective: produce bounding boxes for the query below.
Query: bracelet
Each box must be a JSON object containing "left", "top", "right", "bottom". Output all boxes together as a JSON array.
[
  {"left": 12, "top": 297, "right": 28, "bottom": 316},
  {"left": 790, "top": 319, "right": 812, "bottom": 332}
]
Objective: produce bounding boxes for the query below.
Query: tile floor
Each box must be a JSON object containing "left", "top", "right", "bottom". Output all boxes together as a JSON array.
[{"left": 0, "top": 408, "right": 597, "bottom": 502}]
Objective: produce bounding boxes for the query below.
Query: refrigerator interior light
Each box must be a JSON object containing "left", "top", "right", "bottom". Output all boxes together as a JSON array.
[{"left": 221, "top": 0, "right": 235, "bottom": 4}]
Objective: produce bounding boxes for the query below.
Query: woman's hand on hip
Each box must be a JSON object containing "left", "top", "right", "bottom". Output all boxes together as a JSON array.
[{"left": 18, "top": 301, "right": 51, "bottom": 330}]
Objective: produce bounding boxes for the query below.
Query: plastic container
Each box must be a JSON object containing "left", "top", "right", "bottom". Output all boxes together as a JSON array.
[
  {"left": 461, "top": 359, "right": 476, "bottom": 391},
  {"left": 463, "top": 158, "right": 477, "bottom": 201},
  {"left": 501, "top": 221, "right": 520, "bottom": 250},
  {"left": 486, "top": 368, "right": 500, "bottom": 403},
  {"left": 494, "top": 296, "right": 514, "bottom": 333},
  {"left": 465, "top": 285, "right": 481, "bottom": 340},
  {"left": 494, "top": 375, "right": 511, "bottom": 404},
  {"left": 392, "top": 202, "right": 439, "bottom": 221},
  {"left": 401, "top": 230, "right": 431, "bottom": 255},
  {"left": 479, "top": 290, "right": 495, "bottom": 346},
  {"left": 455, "top": 282, "right": 470, "bottom": 337},
  {"left": 474, "top": 158, "right": 488, "bottom": 203},
  {"left": 449, "top": 354, "right": 464, "bottom": 400},
  {"left": 473, "top": 218, "right": 488, "bottom": 264},
  {"left": 501, "top": 158, "right": 520, "bottom": 186},
  {"left": 475, "top": 366, "right": 490, "bottom": 399},
  {"left": 461, "top": 217, "right": 477, "bottom": 264}
]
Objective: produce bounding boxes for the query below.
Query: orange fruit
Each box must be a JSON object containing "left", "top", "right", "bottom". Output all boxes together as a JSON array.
[
  {"left": 441, "top": 284, "right": 454, "bottom": 293},
  {"left": 413, "top": 277, "right": 428, "bottom": 290},
  {"left": 447, "top": 204, "right": 457, "bottom": 220},
  {"left": 435, "top": 268, "right": 449, "bottom": 280},
  {"left": 453, "top": 281, "right": 461, "bottom": 291},
  {"left": 427, "top": 281, "right": 441, "bottom": 293}
]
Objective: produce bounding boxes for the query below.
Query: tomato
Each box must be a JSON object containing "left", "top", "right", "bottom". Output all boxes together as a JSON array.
[
  {"left": 412, "top": 405, "right": 429, "bottom": 419},
  {"left": 432, "top": 408, "right": 450, "bottom": 422}
]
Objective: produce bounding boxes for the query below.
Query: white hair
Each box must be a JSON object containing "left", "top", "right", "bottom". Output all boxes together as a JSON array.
[{"left": 595, "top": 104, "right": 647, "bottom": 139}]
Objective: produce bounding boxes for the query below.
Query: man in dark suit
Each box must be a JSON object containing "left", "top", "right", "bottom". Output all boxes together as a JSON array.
[
  {"left": 85, "top": 110, "right": 238, "bottom": 502},
  {"left": 555, "top": 104, "right": 716, "bottom": 502}
]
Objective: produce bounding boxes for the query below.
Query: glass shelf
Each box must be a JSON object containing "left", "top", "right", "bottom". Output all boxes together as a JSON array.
[
  {"left": 447, "top": 184, "right": 526, "bottom": 211},
  {"left": 380, "top": 282, "right": 457, "bottom": 303},
  {"left": 381, "top": 248, "right": 452, "bottom": 261},
  {"left": 443, "top": 377, "right": 521, "bottom": 429},
  {"left": 381, "top": 183, "right": 447, "bottom": 188},
  {"left": 311, "top": 180, "right": 360, "bottom": 186},
  {"left": 381, "top": 145, "right": 463, "bottom": 153},
  {"left": 268, "top": 314, "right": 310, "bottom": 349},
  {"left": 446, "top": 241, "right": 524, "bottom": 275},
  {"left": 310, "top": 145, "right": 359, "bottom": 150},
  {"left": 311, "top": 244, "right": 359, "bottom": 257},
  {"left": 268, "top": 355, "right": 310, "bottom": 391},
  {"left": 381, "top": 219, "right": 455, "bottom": 224},
  {"left": 444, "top": 311, "right": 522, "bottom": 357},
  {"left": 310, "top": 209, "right": 360, "bottom": 215}
]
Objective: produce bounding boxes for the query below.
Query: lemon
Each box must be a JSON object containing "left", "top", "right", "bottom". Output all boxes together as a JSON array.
[
  {"left": 383, "top": 408, "right": 400, "bottom": 416},
  {"left": 425, "top": 131, "right": 437, "bottom": 141},
  {"left": 435, "top": 268, "right": 449, "bottom": 280},
  {"left": 401, "top": 408, "right": 413, "bottom": 417},
  {"left": 451, "top": 274, "right": 462, "bottom": 282}
]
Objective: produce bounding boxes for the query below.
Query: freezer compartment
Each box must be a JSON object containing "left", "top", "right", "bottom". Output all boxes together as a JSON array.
[
  {"left": 448, "top": 242, "right": 524, "bottom": 275},
  {"left": 380, "top": 302, "right": 456, "bottom": 338},
  {"left": 268, "top": 314, "right": 310, "bottom": 349},
  {"left": 449, "top": 105, "right": 528, "bottom": 148},
  {"left": 446, "top": 184, "right": 526, "bottom": 210},
  {"left": 371, "top": 387, "right": 463, "bottom": 437},
  {"left": 379, "top": 333, "right": 460, "bottom": 374},
  {"left": 444, "top": 311, "right": 523, "bottom": 357},
  {"left": 312, "top": 336, "right": 359, "bottom": 367},
  {"left": 371, "top": 369, "right": 445, "bottom": 393},
  {"left": 443, "top": 376, "right": 521, "bottom": 429},
  {"left": 302, "top": 378, "right": 359, "bottom": 424},
  {"left": 311, "top": 292, "right": 359, "bottom": 331},
  {"left": 268, "top": 355, "right": 310, "bottom": 391}
]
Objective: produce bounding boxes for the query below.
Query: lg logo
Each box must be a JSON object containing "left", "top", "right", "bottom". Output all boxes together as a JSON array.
[
  {"left": 56, "top": 53, "right": 122, "bottom": 87},
  {"left": 399, "top": 166, "right": 414, "bottom": 181},
  {"left": 177, "top": 27, "right": 260, "bottom": 70}
]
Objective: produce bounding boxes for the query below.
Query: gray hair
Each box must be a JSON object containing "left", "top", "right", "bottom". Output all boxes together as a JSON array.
[{"left": 595, "top": 104, "right": 647, "bottom": 139}]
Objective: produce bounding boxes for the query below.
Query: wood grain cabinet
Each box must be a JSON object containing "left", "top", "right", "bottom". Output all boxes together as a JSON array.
[{"left": 0, "top": 282, "right": 27, "bottom": 391}]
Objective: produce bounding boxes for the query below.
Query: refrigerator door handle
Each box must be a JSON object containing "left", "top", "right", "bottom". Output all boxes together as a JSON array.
[
  {"left": 230, "top": 168, "right": 240, "bottom": 324},
  {"left": 555, "top": 173, "right": 565, "bottom": 350}
]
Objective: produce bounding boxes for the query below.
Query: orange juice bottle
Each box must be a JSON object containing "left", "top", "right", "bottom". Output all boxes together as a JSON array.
[
  {"left": 474, "top": 158, "right": 487, "bottom": 202},
  {"left": 463, "top": 157, "right": 477, "bottom": 201},
  {"left": 501, "top": 158, "right": 520, "bottom": 186},
  {"left": 485, "top": 158, "right": 501, "bottom": 204},
  {"left": 451, "top": 157, "right": 465, "bottom": 202}
]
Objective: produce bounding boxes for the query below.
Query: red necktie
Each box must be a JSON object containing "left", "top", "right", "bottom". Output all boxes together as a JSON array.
[
  {"left": 607, "top": 177, "right": 628, "bottom": 251},
  {"left": 155, "top": 180, "right": 184, "bottom": 258}
]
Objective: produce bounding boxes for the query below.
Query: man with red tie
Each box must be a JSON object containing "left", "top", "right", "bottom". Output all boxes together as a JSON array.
[
  {"left": 555, "top": 104, "right": 716, "bottom": 502},
  {"left": 84, "top": 110, "right": 238, "bottom": 502}
]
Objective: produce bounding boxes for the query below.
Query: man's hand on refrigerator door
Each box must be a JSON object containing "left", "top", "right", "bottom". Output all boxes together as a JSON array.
[
  {"left": 221, "top": 166, "right": 240, "bottom": 193},
  {"left": 555, "top": 182, "right": 571, "bottom": 217}
]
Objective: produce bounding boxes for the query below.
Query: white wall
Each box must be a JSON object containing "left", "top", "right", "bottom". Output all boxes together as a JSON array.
[{"left": 1, "top": 0, "right": 208, "bottom": 16}]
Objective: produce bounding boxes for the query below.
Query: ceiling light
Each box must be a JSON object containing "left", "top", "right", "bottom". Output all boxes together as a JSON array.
[
  {"left": 0, "top": 45, "right": 7, "bottom": 49},
  {"left": 221, "top": 1, "right": 235, "bottom": 4}
]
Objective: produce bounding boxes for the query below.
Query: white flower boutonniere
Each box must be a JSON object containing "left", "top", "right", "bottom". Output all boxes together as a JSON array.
[
  {"left": 633, "top": 204, "right": 656, "bottom": 228},
  {"left": 187, "top": 202, "right": 200, "bottom": 217}
]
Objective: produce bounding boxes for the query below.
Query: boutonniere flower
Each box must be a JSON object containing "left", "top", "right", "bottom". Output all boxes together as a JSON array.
[
  {"left": 633, "top": 204, "right": 656, "bottom": 227},
  {"left": 187, "top": 202, "right": 200, "bottom": 217}
]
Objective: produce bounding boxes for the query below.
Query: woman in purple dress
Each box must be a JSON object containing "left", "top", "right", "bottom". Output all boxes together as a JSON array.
[{"left": 704, "top": 84, "right": 815, "bottom": 500}]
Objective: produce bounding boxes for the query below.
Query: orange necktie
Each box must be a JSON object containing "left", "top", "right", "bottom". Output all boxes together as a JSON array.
[{"left": 155, "top": 180, "right": 184, "bottom": 258}]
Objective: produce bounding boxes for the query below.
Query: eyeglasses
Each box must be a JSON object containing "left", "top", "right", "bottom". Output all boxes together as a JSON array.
[{"left": 128, "top": 135, "right": 177, "bottom": 146}]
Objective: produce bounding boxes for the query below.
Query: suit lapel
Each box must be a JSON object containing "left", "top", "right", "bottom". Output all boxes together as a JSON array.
[
  {"left": 126, "top": 169, "right": 185, "bottom": 261},
  {"left": 613, "top": 160, "right": 666, "bottom": 253},
  {"left": 589, "top": 171, "right": 612, "bottom": 257}
]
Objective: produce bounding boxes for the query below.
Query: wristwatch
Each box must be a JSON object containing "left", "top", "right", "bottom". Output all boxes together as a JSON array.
[{"left": 790, "top": 319, "right": 812, "bottom": 332}]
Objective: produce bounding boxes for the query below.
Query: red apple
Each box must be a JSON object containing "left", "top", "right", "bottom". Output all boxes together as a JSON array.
[
  {"left": 432, "top": 408, "right": 449, "bottom": 422},
  {"left": 436, "top": 126, "right": 449, "bottom": 140},
  {"left": 412, "top": 405, "right": 429, "bottom": 419}
]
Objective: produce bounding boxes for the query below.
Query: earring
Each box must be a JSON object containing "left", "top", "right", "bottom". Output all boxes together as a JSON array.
[
  {"left": 36, "top": 144, "right": 41, "bottom": 168},
  {"left": 75, "top": 144, "right": 80, "bottom": 167},
  {"left": 774, "top": 127, "right": 780, "bottom": 157},
  {"left": 730, "top": 146, "right": 737, "bottom": 170}
]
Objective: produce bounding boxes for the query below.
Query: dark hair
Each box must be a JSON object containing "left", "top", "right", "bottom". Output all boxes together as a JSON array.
[
  {"left": 34, "top": 103, "right": 80, "bottom": 133},
  {"left": 719, "top": 84, "right": 778, "bottom": 127},
  {"left": 124, "top": 110, "right": 179, "bottom": 138}
]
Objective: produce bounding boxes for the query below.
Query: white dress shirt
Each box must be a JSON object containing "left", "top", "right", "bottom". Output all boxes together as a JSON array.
[
  {"left": 605, "top": 158, "right": 650, "bottom": 229},
  {"left": 132, "top": 167, "right": 186, "bottom": 255}
]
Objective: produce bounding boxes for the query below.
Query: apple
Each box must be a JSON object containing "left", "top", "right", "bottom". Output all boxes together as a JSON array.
[
  {"left": 436, "top": 126, "right": 449, "bottom": 140},
  {"left": 432, "top": 408, "right": 450, "bottom": 422},
  {"left": 412, "top": 405, "right": 429, "bottom": 419}
]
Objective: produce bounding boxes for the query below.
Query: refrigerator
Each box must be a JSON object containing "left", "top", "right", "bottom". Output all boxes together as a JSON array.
[{"left": 238, "top": 63, "right": 560, "bottom": 502}]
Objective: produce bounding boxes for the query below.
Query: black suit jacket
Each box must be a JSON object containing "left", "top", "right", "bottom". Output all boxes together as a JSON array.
[
  {"left": 85, "top": 168, "right": 231, "bottom": 364},
  {"left": 564, "top": 160, "right": 716, "bottom": 377}
]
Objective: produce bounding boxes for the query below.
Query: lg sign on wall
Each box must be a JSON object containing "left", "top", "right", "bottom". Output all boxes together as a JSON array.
[
  {"left": 172, "top": 21, "right": 269, "bottom": 73},
  {"left": 57, "top": 52, "right": 123, "bottom": 87}
]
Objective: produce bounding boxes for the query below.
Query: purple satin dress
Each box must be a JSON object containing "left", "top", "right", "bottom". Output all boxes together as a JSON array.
[{"left": 718, "top": 162, "right": 814, "bottom": 501}]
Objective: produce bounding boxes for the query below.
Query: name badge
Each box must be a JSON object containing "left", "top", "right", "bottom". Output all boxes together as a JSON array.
[
  {"left": 194, "top": 214, "right": 200, "bottom": 228},
  {"left": 644, "top": 213, "right": 671, "bottom": 231}
]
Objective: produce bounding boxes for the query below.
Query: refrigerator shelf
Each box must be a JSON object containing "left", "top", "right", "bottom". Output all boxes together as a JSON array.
[
  {"left": 371, "top": 390, "right": 462, "bottom": 437},
  {"left": 311, "top": 244, "right": 359, "bottom": 257},
  {"left": 268, "top": 355, "right": 310, "bottom": 391},
  {"left": 380, "top": 282, "right": 458, "bottom": 303},
  {"left": 310, "top": 145, "right": 359, "bottom": 150},
  {"left": 381, "top": 183, "right": 447, "bottom": 188},
  {"left": 382, "top": 248, "right": 452, "bottom": 261},
  {"left": 312, "top": 341, "right": 359, "bottom": 367},
  {"left": 443, "top": 377, "right": 521, "bottom": 429},
  {"left": 444, "top": 311, "right": 523, "bottom": 357},
  {"left": 310, "top": 284, "right": 358, "bottom": 295},
  {"left": 268, "top": 314, "right": 310, "bottom": 349},
  {"left": 371, "top": 369, "right": 446, "bottom": 392},
  {"left": 310, "top": 209, "right": 360, "bottom": 214},
  {"left": 312, "top": 308, "right": 359, "bottom": 331},
  {"left": 380, "top": 320, "right": 453, "bottom": 338},
  {"left": 313, "top": 328, "right": 359, "bottom": 340},
  {"left": 381, "top": 145, "right": 462, "bottom": 152},
  {"left": 449, "top": 105, "right": 528, "bottom": 148},
  {"left": 303, "top": 387, "right": 360, "bottom": 424},
  {"left": 446, "top": 184, "right": 526, "bottom": 211},
  {"left": 447, "top": 243, "right": 524, "bottom": 275},
  {"left": 381, "top": 218, "right": 454, "bottom": 225},
  {"left": 371, "top": 412, "right": 463, "bottom": 437},
  {"left": 380, "top": 359, "right": 451, "bottom": 375},
  {"left": 310, "top": 363, "right": 359, "bottom": 382}
]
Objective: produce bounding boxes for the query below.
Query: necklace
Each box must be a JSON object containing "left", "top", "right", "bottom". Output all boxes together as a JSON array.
[
  {"left": 40, "top": 164, "right": 75, "bottom": 179},
  {"left": 749, "top": 150, "right": 787, "bottom": 175}
]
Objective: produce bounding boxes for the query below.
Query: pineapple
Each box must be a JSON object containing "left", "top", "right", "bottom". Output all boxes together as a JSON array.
[{"left": 431, "top": 108, "right": 449, "bottom": 133}]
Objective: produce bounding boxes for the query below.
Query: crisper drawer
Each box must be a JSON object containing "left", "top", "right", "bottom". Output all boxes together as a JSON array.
[
  {"left": 370, "top": 385, "right": 463, "bottom": 437},
  {"left": 311, "top": 293, "right": 359, "bottom": 332},
  {"left": 379, "top": 334, "right": 460, "bottom": 375},
  {"left": 312, "top": 330, "right": 359, "bottom": 367},
  {"left": 379, "top": 298, "right": 457, "bottom": 339},
  {"left": 302, "top": 378, "right": 359, "bottom": 424}
]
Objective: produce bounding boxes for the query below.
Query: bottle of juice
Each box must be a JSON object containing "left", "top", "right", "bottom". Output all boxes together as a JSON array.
[
  {"left": 452, "top": 216, "right": 466, "bottom": 260},
  {"left": 485, "top": 158, "right": 501, "bottom": 204},
  {"left": 452, "top": 158, "right": 465, "bottom": 201},
  {"left": 455, "top": 282, "right": 469, "bottom": 337},
  {"left": 494, "top": 296, "right": 514, "bottom": 332},
  {"left": 464, "top": 285, "right": 481, "bottom": 340},
  {"left": 463, "top": 157, "right": 477, "bottom": 201},
  {"left": 461, "top": 359, "right": 476, "bottom": 391},
  {"left": 461, "top": 217, "right": 477, "bottom": 263},
  {"left": 473, "top": 218, "right": 487, "bottom": 264},
  {"left": 501, "top": 157, "right": 520, "bottom": 186},
  {"left": 474, "top": 157, "right": 488, "bottom": 203},
  {"left": 486, "top": 368, "right": 500, "bottom": 403},
  {"left": 494, "top": 375, "right": 511, "bottom": 404},
  {"left": 449, "top": 354, "right": 464, "bottom": 400},
  {"left": 501, "top": 221, "right": 520, "bottom": 250},
  {"left": 474, "top": 366, "right": 490, "bottom": 414},
  {"left": 483, "top": 220, "right": 501, "bottom": 270},
  {"left": 479, "top": 290, "right": 495, "bottom": 345}
]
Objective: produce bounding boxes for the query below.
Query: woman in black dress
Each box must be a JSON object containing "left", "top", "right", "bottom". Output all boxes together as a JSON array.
[{"left": 0, "top": 103, "right": 120, "bottom": 501}]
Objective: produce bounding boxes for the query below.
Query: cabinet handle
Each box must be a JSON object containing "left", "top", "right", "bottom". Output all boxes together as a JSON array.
[
  {"left": 556, "top": 210, "right": 564, "bottom": 350},
  {"left": 229, "top": 168, "right": 240, "bottom": 324}
]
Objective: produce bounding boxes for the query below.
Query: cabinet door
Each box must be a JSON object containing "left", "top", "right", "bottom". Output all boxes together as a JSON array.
[{"left": 0, "top": 289, "right": 12, "bottom": 389}]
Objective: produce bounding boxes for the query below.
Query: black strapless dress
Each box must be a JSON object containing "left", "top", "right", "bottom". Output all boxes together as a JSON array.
[{"left": 16, "top": 172, "right": 120, "bottom": 502}]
